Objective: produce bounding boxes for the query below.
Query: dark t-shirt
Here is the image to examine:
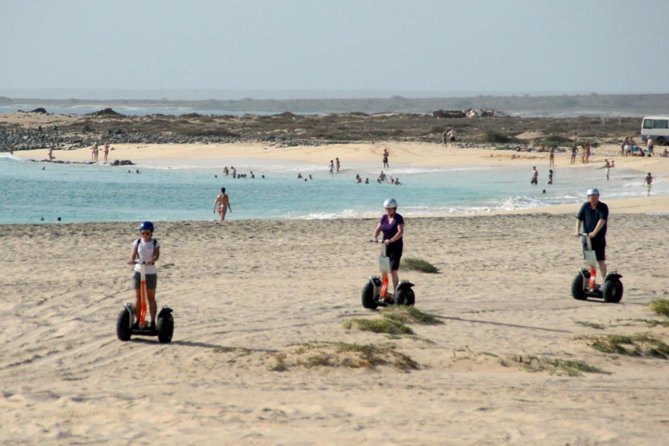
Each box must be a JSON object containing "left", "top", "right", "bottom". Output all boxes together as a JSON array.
[
  {"left": 577, "top": 201, "right": 608, "bottom": 240},
  {"left": 380, "top": 213, "right": 404, "bottom": 248}
]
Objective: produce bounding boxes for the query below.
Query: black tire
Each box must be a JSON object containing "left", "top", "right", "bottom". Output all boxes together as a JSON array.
[
  {"left": 116, "top": 309, "right": 132, "bottom": 341},
  {"left": 157, "top": 313, "right": 174, "bottom": 343},
  {"left": 395, "top": 288, "right": 415, "bottom": 306},
  {"left": 657, "top": 137, "right": 667, "bottom": 146},
  {"left": 571, "top": 273, "right": 587, "bottom": 300},
  {"left": 361, "top": 281, "right": 378, "bottom": 309},
  {"left": 602, "top": 279, "right": 624, "bottom": 303}
]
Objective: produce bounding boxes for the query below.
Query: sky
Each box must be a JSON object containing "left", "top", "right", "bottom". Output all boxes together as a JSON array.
[{"left": 1, "top": 0, "right": 667, "bottom": 99}]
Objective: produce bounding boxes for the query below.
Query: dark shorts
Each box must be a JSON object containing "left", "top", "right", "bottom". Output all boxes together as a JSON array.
[
  {"left": 583, "top": 238, "right": 606, "bottom": 261},
  {"left": 385, "top": 244, "right": 403, "bottom": 271},
  {"left": 133, "top": 273, "right": 157, "bottom": 290}
]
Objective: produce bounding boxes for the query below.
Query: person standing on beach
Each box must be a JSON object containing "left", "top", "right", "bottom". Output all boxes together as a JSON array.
[
  {"left": 647, "top": 138, "right": 655, "bottom": 157},
  {"left": 128, "top": 221, "right": 160, "bottom": 329},
  {"left": 570, "top": 145, "right": 577, "bottom": 165},
  {"left": 373, "top": 198, "right": 404, "bottom": 293},
  {"left": 213, "top": 187, "right": 232, "bottom": 221},
  {"left": 336, "top": 157, "right": 341, "bottom": 173},
  {"left": 48, "top": 145, "right": 55, "bottom": 161},
  {"left": 575, "top": 188, "right": 608, "bottom": 278},
  {"left": 644, "top": 172, "right": 653, "bottom": 196},
  {"left": 329, "top": 160, "right": 334, "bottom": 174},
  {"left": 549, "top": 146, "right": 555, "bottom": 167},
  {"left": 383, "top": 148, "right": 389, "bottom": 168},
  {"left": 530, "top": 166, "right": 538, "bottom": 185},
  {"left": 103, "top": 143, "right": 110, "bottom": 163},
  {"left": 91, "top": 142, "right": 98, "bottom": 162}
]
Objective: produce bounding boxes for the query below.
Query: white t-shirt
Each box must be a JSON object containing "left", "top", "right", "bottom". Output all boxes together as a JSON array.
[{"left": 133, "top": 238, "right": 159, "bottom": 275}]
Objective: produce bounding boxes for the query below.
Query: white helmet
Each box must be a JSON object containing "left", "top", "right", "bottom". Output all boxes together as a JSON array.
[
  {"left": 383, "top": 198, "right": 398, "bottom": 209},
  {"left": 586, "top": 188, "right": 600, "bottom": 196}
]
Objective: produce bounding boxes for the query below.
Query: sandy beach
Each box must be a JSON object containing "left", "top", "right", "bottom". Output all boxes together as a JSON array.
[{"left": 1, "top": 213, "right": 669, "bottom": 445}]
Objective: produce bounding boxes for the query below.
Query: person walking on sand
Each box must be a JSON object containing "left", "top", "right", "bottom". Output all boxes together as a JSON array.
[
  {"left": 48, "top": 145, "right": 55, "bottom": 161},
  {"left": 570, "top": 145, "right": 577, "bottom": 165},
  {"left": 382, "top": 148, "right": 389, "bottom": 168},
  {"left": 91, "top": 142, "right": 98, "bottom": 162},
  {"left": 336, "top": 157, "right": 341, "bottom": 173},
  {"left": 530, "top": 166, "right": 538, "bottom": 185},
  {"left": 644, "top": 172, "right": 653, "bottom": 196},
  {"left": 373, "top": 198, "right": 404, "bottom": 294},
  {"left": 213, "top": 187, "right": 232, "bottom": 221},
  {"left": 549, "top": 146, "right": 555, "bottom": 167},
  {"left": 575, "top": 188, "right": 609, "bottom": 278},
  {"left": 103, "top": 143, "right": 110, "bottom": 163}
]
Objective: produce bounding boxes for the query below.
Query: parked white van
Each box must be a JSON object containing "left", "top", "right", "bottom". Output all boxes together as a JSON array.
[{"left": 641, "top": 116, "right": 669, "bottom": 145}]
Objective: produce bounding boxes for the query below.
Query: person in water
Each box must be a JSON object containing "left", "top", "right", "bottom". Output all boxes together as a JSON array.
[
  {"left": 213, "top": 187, "right": 232, "bottom": 221},
  {"left": 373, "top": 198, "right": 404, "bottom": 293}
]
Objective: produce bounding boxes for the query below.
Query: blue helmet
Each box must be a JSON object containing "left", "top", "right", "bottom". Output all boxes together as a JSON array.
[{"left": 139, "top": 221, "right": 154, "bottom": 232}]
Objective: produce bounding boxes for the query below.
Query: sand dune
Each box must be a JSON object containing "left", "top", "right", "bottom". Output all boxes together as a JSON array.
[{"left": 1, "top": 214, "right": 669, "bottom": 444}]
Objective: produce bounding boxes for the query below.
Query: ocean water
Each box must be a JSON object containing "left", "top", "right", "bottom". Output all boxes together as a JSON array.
[{"left": 0, "top": 154, "right": 665, "bottom": 224}]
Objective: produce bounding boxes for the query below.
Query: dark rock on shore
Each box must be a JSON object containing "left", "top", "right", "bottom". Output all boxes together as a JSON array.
[
  {"left": 88, "top": 108, "right": 123, "bottom": 117},
  {"left": 30, "top": 107, "right": 48, "bottom": 114},
  {"left": 111, "top": 159, "right": 134, "bottom": 166}
]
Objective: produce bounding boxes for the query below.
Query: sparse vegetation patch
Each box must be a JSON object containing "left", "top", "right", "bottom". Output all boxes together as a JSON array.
[
  {"left": 344, "top": 318, "right": 414, "bottom": 335},
  {"left": 587, "top": 334, "right": 669, "bottom": 359},
  {"left": 381, "top": 306, "right": 443, "bottom": 325},
  {"left": 402, "top": 257, "right": 439, "bottom": 273},
  {"left": 500, "top": 355, "right": 608, "bottom": 376},
  {"left": 268, "top": 342, "right": 419, "bottom": 372},
  {"left": 649, "top": 300, "right": 669, "bottom": 318}
]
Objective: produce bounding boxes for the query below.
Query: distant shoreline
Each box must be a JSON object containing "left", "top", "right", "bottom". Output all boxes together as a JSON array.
[{"left": 1, "top": 92, "right": 669, "bottom": 117}]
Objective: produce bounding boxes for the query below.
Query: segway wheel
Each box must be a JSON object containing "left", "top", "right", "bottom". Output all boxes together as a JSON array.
[
  {"left": 157, "top": 313, "right": 174, "bottom": 343},
  {"left": 571, "top": 273, "right": 587, "bottom": 300},
  {"left": 602, "top": 279, "right": 623, "bottom": 303},
  {"left": 116, "top": 309, "right": 132, "bottom": 341},
  {"left": 361, "top": 281, "right": 378, "bottom": 310},
  {"left": 395, "top": 288, "right": 415, "bottom": 306}
]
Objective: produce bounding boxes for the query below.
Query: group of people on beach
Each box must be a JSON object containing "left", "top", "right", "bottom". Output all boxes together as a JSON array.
[
  {"left": 536, "top": 139, "right": 661, "bottom": 196},
  {"left": 90, "top": 142, "right": 110, "bottom": 164}
]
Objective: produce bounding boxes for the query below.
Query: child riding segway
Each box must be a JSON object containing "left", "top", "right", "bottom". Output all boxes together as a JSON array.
[
  {"left": 116, "top": 221, "right": 174, "bottom": 343},
  {"left": 361, "top": 198, "right": 415, "bottom": 309}
]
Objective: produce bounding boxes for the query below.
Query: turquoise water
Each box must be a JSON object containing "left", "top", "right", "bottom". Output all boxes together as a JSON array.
[{"left": 0, "top": 154, "right": 665, "bottom": 224}]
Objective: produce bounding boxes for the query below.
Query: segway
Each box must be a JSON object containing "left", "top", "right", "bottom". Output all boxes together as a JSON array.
[
  {"left": 571, "top": 234, "right": 623, "bottom": 303},
  {"left": 116, "top": 262, "right": 174, "bottom": 343},
  {"left": 361, "top": 242, "right": 415, "bottom": 309}
]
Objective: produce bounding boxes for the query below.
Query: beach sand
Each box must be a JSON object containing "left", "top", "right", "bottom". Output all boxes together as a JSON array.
[{"left": 1, "top": 214, "right": 669, "bottom": 445}]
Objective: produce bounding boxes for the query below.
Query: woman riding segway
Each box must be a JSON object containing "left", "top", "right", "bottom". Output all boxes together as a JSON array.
[
  {"left": 373, "top": 198, "right": 404, "bottom": 294},
  {"left": 117, "top": 221, "right": 174, "bottom": 342}
]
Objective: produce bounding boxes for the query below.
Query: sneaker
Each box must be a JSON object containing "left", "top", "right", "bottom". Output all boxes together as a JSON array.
[{"left": 150, "top": 321, "right": 156, "bottom": 331}]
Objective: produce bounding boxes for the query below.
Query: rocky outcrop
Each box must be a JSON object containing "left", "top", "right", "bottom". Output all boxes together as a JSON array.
[{"left": 88, "top": 108, "right": 123, "bottom": 117}]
